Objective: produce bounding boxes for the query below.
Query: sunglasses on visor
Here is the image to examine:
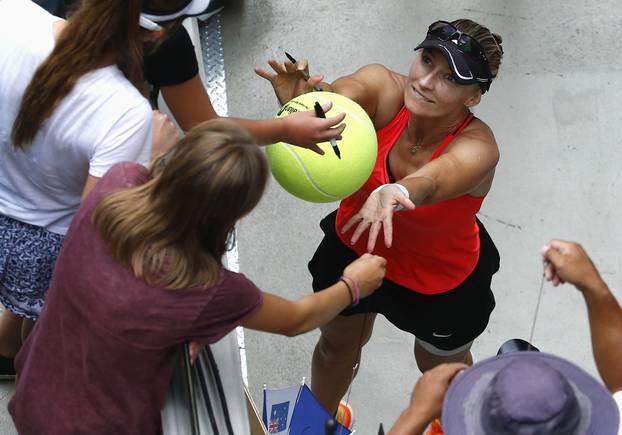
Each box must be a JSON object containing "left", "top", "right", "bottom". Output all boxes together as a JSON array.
[{"left": 426, "top": 21, "right": 493, "bottom": 92}]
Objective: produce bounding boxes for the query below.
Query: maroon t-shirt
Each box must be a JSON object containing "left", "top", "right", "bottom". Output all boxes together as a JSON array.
[{"left": 9, "top": 163, "right": 263, "bottom": 434}]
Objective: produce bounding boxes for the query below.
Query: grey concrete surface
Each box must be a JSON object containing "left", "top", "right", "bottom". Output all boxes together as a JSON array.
[{"left": 2, "top": 0, "right": 622, "bottom": 433}]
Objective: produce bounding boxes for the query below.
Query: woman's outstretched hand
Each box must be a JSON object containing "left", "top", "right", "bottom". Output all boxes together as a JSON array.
[
  {"left": 341, "top": 185, "right": 415, "bottom": 252},
  {"left": 255, "top": 58, "right": 324, "bottom": 105}
]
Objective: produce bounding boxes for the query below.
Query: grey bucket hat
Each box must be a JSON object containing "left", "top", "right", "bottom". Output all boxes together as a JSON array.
[{"left": 442, "top": 352, "right": 619, "bottom": 435}]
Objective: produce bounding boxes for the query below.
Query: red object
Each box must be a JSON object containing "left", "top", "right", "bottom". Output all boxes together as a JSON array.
[
  {"left": 336, "top": 106, "right": 485, "bottom": 294},
  {"left": 268, "top": 419, "right": 280, "bottom": 433},
  {"left": 336, "top": 401, "right": 353, "bottom": 430},
  {"left": 426, "top": 418, "right": 444, "bottom": 435}
]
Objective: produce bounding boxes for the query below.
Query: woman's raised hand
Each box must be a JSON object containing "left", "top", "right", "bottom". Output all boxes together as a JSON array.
[
  {"left": 341, "top": 185, "right": 415, "bottom": 252},
  {"left": 255, "top": 58, "right": 324, "bottom": 105},
  {"left": 343, "top": 253, "right": 387, "bottom": 298}
]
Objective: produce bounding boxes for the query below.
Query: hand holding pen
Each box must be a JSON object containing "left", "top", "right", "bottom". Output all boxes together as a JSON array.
[
  {"left": 285, "top": 52, "right": 323, "bottom": 92},
  {"left": 255, "top": 54, "right": 345, "bottom": 156},
  {"left": 255, "top": 54, "right": 325, "bottom": 105},
  {"left": 283, "top": 53, "right": 341, "bottom": 159},
  {"left": 314, "top": 102, "right": 341, "bottom": 159}
]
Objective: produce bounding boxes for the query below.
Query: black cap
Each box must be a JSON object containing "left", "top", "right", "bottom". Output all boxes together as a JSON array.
[{"left": 415, "top": 37, "right": 492, "bottom": 92}]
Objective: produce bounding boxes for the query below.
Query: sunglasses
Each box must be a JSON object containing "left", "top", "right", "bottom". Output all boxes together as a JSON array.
[
  {"left": 426, "top": 21, "right": 493, "bottom": 91},
  {"left": 428, "top": 21, "right": 490, "bottom": 64}
]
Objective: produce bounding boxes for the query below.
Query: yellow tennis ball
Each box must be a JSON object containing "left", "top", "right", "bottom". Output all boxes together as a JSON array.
[{"left": 266, "top": 92, "right": 377, "bottom": 203}]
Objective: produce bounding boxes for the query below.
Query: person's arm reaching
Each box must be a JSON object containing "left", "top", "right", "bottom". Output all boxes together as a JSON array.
[
  {"left": 389, "top": 363, "right": 467, "bottom": 435},
  {"left": 160, "top": 75, "right": 218, "bottom": 131},
  {"left": 543, "top": 240, "right": 622, "bottom": 393},
  {"left": 242, "top": 253, "right": 386, "bottom": 336},
  {"left": 161, "top": 73, "right": 345, "bottom": 154}
]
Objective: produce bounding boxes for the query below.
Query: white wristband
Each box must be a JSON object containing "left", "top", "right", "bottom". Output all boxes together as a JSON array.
[{"left": 371, "top": 183, "right": 410, "bottom": 210}]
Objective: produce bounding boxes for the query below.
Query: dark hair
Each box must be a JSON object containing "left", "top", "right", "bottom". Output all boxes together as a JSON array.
[
  {"left": 10, "top": 0, "right": 189, "bottom": 149},
  {"left": 452, "top": 18, "right": 504, "bottom": 78}
]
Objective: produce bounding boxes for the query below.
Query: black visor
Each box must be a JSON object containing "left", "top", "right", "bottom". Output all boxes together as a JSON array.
[{"left": 415, "top": 21, "right": 493, "bottom": 93}]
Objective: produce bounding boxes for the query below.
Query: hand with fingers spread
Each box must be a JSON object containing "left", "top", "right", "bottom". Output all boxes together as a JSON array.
[
  {"left": 279, "top": 101, "right": 346, "bottom": 155},
  {"left": 341, "top": 184, "right": 415, "bottom": 252},
  {"left": 542, "top": 240, "right": 604, "bottom": 292},
  {"left": 255, "top": 58, "right": 324, "bottom": 105}
]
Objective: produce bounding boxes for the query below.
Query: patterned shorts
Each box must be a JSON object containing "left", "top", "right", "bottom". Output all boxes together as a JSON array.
[{"left": 0, "top": 214, "right": 64, "bottom": 320}]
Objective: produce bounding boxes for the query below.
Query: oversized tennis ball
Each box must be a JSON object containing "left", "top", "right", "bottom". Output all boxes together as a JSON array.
[{"left": 266, "top": 91, "right": 377, "bottom": 203}]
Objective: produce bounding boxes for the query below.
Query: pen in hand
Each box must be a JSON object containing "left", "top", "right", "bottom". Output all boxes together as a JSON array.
[
  {"left": 314, "top": 101, "right": 341, "bottom": 159},
  {"left": 285, "top": 51, "right": 322, "bottom": 92}
]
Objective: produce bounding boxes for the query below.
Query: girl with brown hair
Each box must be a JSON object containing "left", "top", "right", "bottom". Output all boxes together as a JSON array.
[{"left": 8, "top": 119, "right": 385, "bottom": 434}]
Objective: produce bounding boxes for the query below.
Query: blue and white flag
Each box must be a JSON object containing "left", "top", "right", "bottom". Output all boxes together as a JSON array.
[{"left": 262, "top": 385, "right": 302, "bottom": 434}]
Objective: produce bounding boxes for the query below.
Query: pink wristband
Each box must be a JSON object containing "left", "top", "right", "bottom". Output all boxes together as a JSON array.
[{"left": 340, "top": 275, "right": 360, "bottom": 306}]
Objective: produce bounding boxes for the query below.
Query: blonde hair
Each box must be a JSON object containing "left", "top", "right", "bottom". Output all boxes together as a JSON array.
[
  {"left": 452, "top": 19, "right": 504, "bottom": 78},
  {"left": 92, "top": 119, "right": 269, "bottom": 289}
]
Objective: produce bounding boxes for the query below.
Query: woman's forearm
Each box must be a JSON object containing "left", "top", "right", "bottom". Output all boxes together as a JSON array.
[
  {"left": 229, "top": 117, "right": 288, "bottom": 145},
  {"left": 243, "top": 282, "right": 352, "bottom": 337},
  {"left": 284, "top": 281, "right": 352, "bottom": 336},
  {"left": 398, "top": 176, "right": 437, "bottom": 206},
  {"left": 388, "top": 408, "right": 429, "bottom": 435}
]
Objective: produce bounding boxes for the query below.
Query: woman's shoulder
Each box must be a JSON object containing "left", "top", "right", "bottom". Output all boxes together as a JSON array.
[
  {"left": 80, "top": 67, "right": 148, "bottom": 106},
  {"left": 87, "top": 163, "right": 148, "bottom": 204},
  {"left": 218, "top": 269, "right": 260, "bottom": 293},
  {"left": 105, "top": 162, "right": 149, "bottom": 187},
  {"left": 338, "top": 64, "right": 405, "bottom": 128},
  {"left": 460, "top": 117, "right": 498, "bottom": 148},
  {"left": 349, "top": 64, "right": 405, "bottom": 94},
  {"left": 449, "top": 117, "right": 500, "bottom": 164}
]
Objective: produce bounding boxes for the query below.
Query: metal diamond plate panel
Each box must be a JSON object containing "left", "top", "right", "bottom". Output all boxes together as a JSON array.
[
  {"left": 198, "top": 12, "right": 250, "bottom": 396},
  {"left": 199, "top": 15, "right": 228, "bottom": 117}
]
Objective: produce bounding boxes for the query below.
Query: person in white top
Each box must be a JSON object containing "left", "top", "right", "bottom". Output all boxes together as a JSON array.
[
  {"left": 387, "top": 240, "right": 622, "bottom": 435},
  {"left": 0, "top": 0, "right": 194, "bottom": 364}
]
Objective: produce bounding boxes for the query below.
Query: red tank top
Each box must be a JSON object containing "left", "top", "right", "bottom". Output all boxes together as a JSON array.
[{"left": 336, "top": 106, "right": 485, "bottom": 294}]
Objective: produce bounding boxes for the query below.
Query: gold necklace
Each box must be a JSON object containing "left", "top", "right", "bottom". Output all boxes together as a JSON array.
[{"left": 409, "top": 144, "right": 423, "bottom": 155}]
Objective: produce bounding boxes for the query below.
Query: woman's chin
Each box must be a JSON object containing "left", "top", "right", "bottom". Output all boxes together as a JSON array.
[{"left": 405, "top": 97, "right": 437, "bottom": 118}]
